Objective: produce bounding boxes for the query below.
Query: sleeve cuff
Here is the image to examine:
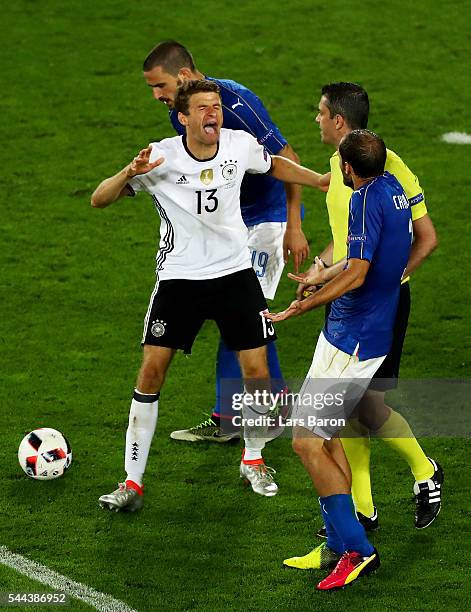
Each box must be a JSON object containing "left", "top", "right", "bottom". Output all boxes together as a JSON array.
[
  {"left": 348, "top": 245, "right": 374, "bottom": 262},
  {"left": 411, "top": 200, "right": 428, "bottom": 220}
]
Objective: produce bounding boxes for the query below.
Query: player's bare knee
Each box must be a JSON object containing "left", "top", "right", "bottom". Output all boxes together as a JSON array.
[
  {"left": 137, "top": 361, "right": 165, "bottom": 393},
  {"left": 238, "top": 346, "right": 269, "bottom": 381},
  {"left": 242, "top": 363, "right": 269, "bottom": 380},
  {"left": 292, "top": 436, "right": 311, "bottom": 459},
  {"left": 136, "top": 345, "right": 174, "bottom": 393},
  {"left": 292, "top": 432, "right": 323, "bottom": 460}
]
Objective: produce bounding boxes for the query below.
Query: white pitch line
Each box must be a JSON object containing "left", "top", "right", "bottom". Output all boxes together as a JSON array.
[
  {"left": 0, "top": 546, "right": 137, "bottom": 612},
  {"left": 441, "top": 131, "right": 471, "bottom": 144}
]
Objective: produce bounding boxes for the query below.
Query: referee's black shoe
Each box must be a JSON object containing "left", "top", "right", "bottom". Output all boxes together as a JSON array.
[
  {"left": 414, "top": 458, "right": 444, "bottom": 529},
  {"left": 316, "top": 507, "right": 379, "bottom": 538}
]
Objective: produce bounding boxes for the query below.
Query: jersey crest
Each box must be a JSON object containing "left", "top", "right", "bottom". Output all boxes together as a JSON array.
[{"left": 221, "top": 162, "right": 238, "bottom": 181}]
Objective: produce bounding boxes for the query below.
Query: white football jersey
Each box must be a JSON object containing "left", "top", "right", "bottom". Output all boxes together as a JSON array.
[{"left": 128, "top": 129, "right": 272, "bottom": 280}]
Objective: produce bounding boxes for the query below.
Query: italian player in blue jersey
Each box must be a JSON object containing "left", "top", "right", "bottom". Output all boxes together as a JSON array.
[
  {"left": 292, "top": 83, "right": 442, "bottom": 540},
  {"left": 140, "top": 41, "right": 310, "bottom": 443},
  {"left": 265, "top": 129, "right": 412, "bottom": 590}
]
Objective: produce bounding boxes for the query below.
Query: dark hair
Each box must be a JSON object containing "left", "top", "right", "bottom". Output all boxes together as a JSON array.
[
  {"left": 174, "top": 79, "right": 221, "bottom": 115},
  {"left": 339, "top": 129, "right": 386, "bottom": 178},
  {"left": 321, "top": 82, "right": 369, "bottom": 130},
  {"left": 143, "top": 40, "right": 195, "bottom": 75}
]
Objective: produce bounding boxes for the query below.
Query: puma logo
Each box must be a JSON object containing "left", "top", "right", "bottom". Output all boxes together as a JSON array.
[{"left": 231, "top": 98, "right": 243, "bottom": 110}]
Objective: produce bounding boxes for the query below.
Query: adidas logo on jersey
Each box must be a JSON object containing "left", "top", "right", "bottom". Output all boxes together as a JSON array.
[{"left": 176, "top": 175, "right": 189, "bottom": 184}]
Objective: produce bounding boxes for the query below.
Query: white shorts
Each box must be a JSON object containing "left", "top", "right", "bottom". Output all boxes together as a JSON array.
[
  {"left": 293, "top": 332, "right": 386, "bottom": 439},
  {"left": 247, "top": 222, "right": 286, "bottom": 300}
]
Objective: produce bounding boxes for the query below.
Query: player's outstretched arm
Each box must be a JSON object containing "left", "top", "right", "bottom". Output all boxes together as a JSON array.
[
  {"left": 294, "top": 243, "right": 336, "bottom": 299},
  {"left": 91, "top": 146, "right": 164, "bottom": 208},
  {"left": 319, "top": 171, "right": 331, "bottom": 193},
  {"left": 402, "top": 213, "right": 438, "bottom": 279},
  {"left": 318, "top": 241, "right": 334, "bottom": 267},
  {"left": 270, "top": 155, "right": 327, "bottom": 190},
  {"left": 290, "top": 256, "right": 347, "bottom": 290},
  {"left": 265, "top": 258, "right": 370, "bottom": 322}
]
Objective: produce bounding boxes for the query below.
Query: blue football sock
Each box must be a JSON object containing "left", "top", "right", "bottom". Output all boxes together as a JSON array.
[
  {"left": 214, "top": 338, "right": 242, "bottom": 418},
  {"left": 320, "top": 494, "right": 374, "bottom": 557},
  {"left": 318, "top": 498, "right": 345, "bottom": 554}
]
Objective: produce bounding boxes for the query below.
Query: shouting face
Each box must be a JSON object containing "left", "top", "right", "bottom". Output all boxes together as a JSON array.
[{"left": 178, "top": 91, "right": 223, "bottom": 147}]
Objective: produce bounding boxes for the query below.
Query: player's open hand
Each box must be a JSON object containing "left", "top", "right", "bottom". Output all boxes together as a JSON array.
[
  {"left": 126, "top": 146, "right": 164, "bottom": 177},
  {"left": 289, "top": 256, "right": 325, "bottom": 287},
  {"left": 283, "top": 227, "right": 310, "bottom": 273},
  {"left": 263, "top": 299, "right": 303, "bottom": 322}
]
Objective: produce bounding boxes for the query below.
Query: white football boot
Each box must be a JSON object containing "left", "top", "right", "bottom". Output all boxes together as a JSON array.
[
  {"left": 240, "top": 462, "right": 278, "bottom": 497},
  {"left": 99, "top": 482, "right": 144, "bottom": 512}
]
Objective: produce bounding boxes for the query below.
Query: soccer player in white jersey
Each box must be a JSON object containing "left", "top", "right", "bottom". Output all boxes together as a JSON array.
[
  {"left": 91, "top": 80, "right": 326, "bottom": 510},
  {"left": 140, "top": 41, "right": 313, "bottom": 443}
]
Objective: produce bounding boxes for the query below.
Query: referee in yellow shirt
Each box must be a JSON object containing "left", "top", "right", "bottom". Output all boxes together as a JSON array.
[{"left": 284, "top": 82, "right": 443, "bottom": 571}]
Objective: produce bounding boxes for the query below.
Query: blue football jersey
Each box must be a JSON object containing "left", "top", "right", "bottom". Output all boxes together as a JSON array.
[
  {"left": 324, "top": 172, "right": 413, "bottom": 360},
  {"left": 169, "top": 76, "right": 288, "bottom": 226}
]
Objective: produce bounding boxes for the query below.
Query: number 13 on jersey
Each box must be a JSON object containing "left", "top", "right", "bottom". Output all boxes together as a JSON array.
[{"left": 196, "top": 189, "right": 218, "bottom": 214}]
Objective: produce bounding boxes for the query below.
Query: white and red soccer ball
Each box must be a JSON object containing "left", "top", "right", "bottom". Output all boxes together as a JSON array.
[{"left": 18, "top": 428, "right": 72, "bottom": 480}]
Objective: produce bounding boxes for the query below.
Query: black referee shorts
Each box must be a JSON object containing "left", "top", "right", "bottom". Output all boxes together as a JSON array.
[
  {"left": 141, "top": 268, "right": 276, "bottom": 354},
  {"left": 324, "top": 282, "right": 411, "bottom": 391},
  {"left": 370, "top": 282, "right": 411, "bottom": 390}
]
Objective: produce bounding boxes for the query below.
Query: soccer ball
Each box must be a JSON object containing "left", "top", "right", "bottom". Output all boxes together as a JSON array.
[{"left": 18, "top": 428, "right": 72, "bottom": 480}]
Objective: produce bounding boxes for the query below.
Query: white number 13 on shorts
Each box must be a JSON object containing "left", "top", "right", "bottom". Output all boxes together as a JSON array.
[{"left": 259, "top": 310, "right": 275, "bottom": 339}]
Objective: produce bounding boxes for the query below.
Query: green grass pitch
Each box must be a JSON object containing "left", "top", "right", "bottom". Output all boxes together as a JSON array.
[{"left": 1, "top": 0, "right": 470, "bottom": 610}]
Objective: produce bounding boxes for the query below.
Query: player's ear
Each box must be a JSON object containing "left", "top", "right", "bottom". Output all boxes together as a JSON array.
[
  {"left": 335, "top": 114, "right": 345, "bottom": 131},
  {"left": 178, "top": 68, "right": 193, "bottom": 81},
  {"left": 178, "top": 112, "right": 189, "bottom": 127}
]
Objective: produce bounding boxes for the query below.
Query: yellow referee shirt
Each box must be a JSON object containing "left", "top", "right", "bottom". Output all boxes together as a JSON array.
[{"left": 327, "top": 149, "right": 428, "bottom": 264}]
